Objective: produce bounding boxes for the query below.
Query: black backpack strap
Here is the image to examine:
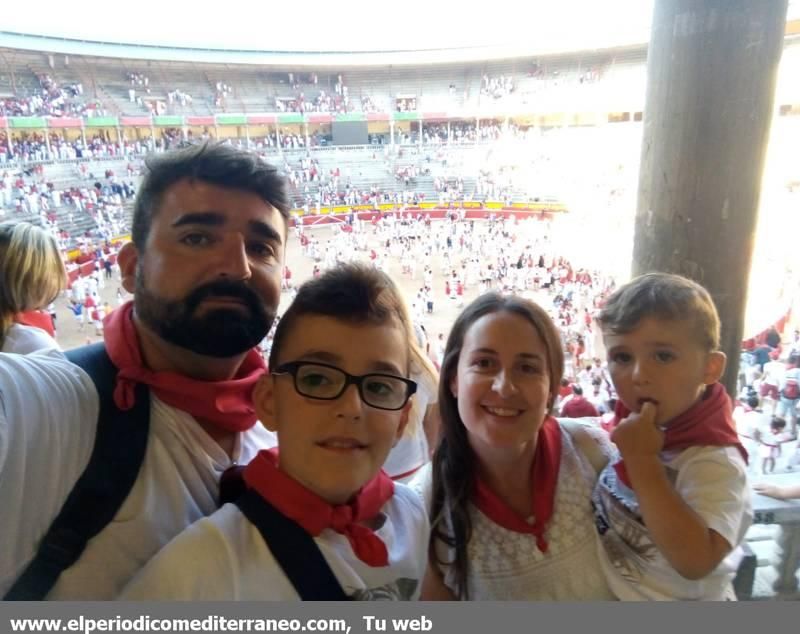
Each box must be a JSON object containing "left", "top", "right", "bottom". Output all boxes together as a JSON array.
[
  {"left": 235, "top": 488, "right": 350, "bottom": 601},
  {"left": 4, "top": 343, "right": 150, "bottom": 601}
]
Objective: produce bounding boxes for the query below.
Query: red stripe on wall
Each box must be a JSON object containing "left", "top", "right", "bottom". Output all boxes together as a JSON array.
[
  {"left": 248, "top": 115, "right": 277, "bottom": 124},
  {"left": 120, "top": 116, "right": 152, "bottom": 126},
  {"left": 48, "top": 117, "right": 83, "bottom": 128}
]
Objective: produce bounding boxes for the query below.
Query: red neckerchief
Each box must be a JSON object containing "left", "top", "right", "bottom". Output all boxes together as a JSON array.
[
  {"left": 103, "top": 301, "right": 266, "bottom": 432},
  {"left": 610, "top": 383, "right": 748, "bottom": 488},
  {"left": 243, "top": 448, "right": 394, "bottom": 567},
  {"left": 473, "top": 416, "right": 562, "bottom": 553},
  {"left": 15, "top": 311, "right": 55, "bottom": 337}
]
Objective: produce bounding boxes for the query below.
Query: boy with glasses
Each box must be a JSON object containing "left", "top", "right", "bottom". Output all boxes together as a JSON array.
[{"left": 121, "top": 264, "right": 429, "bottom": 600}]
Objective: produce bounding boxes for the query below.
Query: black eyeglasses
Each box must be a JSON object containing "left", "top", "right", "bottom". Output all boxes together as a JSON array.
[{"left": 272, "top": 361, "right": 417, "bottom": 411}]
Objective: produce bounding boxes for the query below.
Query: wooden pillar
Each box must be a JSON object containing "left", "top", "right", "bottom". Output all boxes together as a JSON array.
[{"left": 631, "top": 0, "right": 789, "bottom": 395}]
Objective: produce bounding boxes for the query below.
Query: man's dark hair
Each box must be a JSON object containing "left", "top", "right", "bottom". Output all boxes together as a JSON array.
[
  {"left": 132, "top": 142, "right": 290, "bottom": 249},
  {"left": 572, "top": 384, "right": 584, "bottom": 396}
]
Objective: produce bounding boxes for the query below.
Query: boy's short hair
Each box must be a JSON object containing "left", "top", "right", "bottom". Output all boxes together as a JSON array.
[
  {"left": 598, "top": 273, "right": 720, "bottom": 351},
  {"left": 268, "top": 263, "right": 414, "bottom": 372}
]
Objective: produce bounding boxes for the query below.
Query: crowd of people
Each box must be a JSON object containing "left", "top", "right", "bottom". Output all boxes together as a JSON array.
[
  {"left": 0, "top": 117, "right": 554, "bottom": 175},
  {"left": 0, "top": 74, "right": 100, "bottom": 118},
  {"left": 286, "top": 207, "right": 614, "bottom": 379},
  {"left": 481, "top": 73, "right": 514, "bottom": 100},
  {"left": 0, "top": 54, "right": 634, "bottom": 137},
  {"left": 0, "top": 159, "right": 136, "bottom": 253},
  {"left": 733, "top": 340, "right": 800, "bottom": 476},
  {"left": 0, "top": 130, "right": 163, "bottom": 164}
]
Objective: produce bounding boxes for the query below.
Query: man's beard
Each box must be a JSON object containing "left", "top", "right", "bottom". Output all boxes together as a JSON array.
[{"left": 134, "top": 269, "right": 275, "bottom": 358}]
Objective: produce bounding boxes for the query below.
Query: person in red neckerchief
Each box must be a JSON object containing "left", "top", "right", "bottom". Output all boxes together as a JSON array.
[
  {"left": 593, "top": 273, "right": 752, "bottom": 600},
  {"left": 419, "top": 293, "right": 617, "bottom": 600},
  {"left": 0, "top": 221, "right": 66, "bottom": 354},
  {"left": 0, "top": 143, "right": 291, "bottom": 600},
  {"left": 121, "top": 264, "right": 428, "bottom": 600}
]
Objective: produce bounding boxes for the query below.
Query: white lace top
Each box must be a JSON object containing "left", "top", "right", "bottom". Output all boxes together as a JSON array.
[{"left": 413, "top": 423, "right": 617, "bottom": 600}]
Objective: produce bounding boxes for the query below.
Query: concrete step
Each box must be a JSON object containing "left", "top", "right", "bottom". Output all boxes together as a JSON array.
[
  {"left": 750, "top": 564, "right": 800, "bottom": 600},
  {"left": 749, "top": 540, "right": 779, "bottom": 567},
  {"left": 746, "top": 524, "right": 781, "bottom": 541}
]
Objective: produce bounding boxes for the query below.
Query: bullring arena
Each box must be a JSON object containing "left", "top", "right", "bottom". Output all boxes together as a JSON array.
[{"left": 1, "top": 0, "right": 800, "bottom": 602}]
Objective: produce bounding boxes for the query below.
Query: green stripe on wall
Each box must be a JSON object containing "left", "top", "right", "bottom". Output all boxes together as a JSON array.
[
  {"left": 153, "top": 116, "right": 184, "bottom": 126},
  {"left": 277, "top": 113, "right": 304, "bottom": 124},
  {"left": 9, "top": 117, "right": 47, "bottom": 128},
  {"left": 392, "top": 112, "right": 420, "bottom": 121},
  {"left": 216, "top": 114, "right": 247, "bottom": 126}
]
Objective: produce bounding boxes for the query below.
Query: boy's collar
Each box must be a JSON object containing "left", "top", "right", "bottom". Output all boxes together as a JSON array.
[{"left": 241, "top": 448, "right": 394, "bottom": 567}]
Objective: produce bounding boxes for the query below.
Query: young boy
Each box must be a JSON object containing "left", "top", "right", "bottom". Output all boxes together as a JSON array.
[
  {"left": 120, "top": 264, "right": 430, "bottom": 600},
  {"left": 591, "top": 273, "right": 752, "bottom": 600}
]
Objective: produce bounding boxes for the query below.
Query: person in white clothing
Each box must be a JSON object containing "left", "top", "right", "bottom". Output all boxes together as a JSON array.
[
  {"left": 0, "top": 221, "right": 66, "bottom": 354},
  {"left": 384, "top": 361, "right": 440, "bottom": 484},
  {"left": 2, "top": 323, "right": 59, "bottom": 354},
  {"left": 760, "top": 354, "right": 785, "bottom": 413},
  {"left": 593, "top": 273, "right": 752, "bottom": 600},
  {"left": 733, "top": 394, "right": 770, "bottom": 473},
  {"left": 0, "top": 143, "right": 290, "bottom": 600},
  {"left": 384, "top": 322, "right": 441, "bottom": 483},
  {"left": 121, "top": 264, "right": 428, "bottom": 600},
  {"left": 417, "top": 293, "right": 616, "bottom": 600}
]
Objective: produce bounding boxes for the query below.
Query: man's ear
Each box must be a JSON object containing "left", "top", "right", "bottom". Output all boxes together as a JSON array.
[
  {"left": 704, "top": 351, "right": 727, "bottom": 385},
  {"left": 253, "top": 375, "right": 279, "bottom": 432},
  {"left": 117, "top": 241, "right": 139, "bottom": 295}
]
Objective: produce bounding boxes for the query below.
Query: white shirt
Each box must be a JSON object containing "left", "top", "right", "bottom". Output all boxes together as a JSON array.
[
  {"left": 412, "top": 424, "right": 616, "bottom": 600},
  {"left": 383, "top": 369, "right": 437, "bottom": 481},
  {"left": 0, "top": 350, "right": 276, "bottom": 600},
  {"left": 1, "top": 323, "right": 59, "bottom": 354},
  {"left": 593, "top": 445, "right": 752, "bottom": 600},
  {"left": 762, "top": 360, "right": 785, "bottom": 387},
  {"left": 120, "top": 485, "right": 428, "bottom": 600}
]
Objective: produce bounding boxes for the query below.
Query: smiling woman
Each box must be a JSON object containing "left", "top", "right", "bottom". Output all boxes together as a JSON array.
[{"left": 414, "top": 292, "right": 617, "bottom": 600}]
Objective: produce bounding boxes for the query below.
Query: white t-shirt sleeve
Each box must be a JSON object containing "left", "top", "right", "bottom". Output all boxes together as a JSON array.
[
  {"left": 1, "top": 323, "right": 60, "bottom": 354},
  {"left": 0, "top": 350, "right": 99, "bottom": 595},
  {"left": 408, "top": 463, "right": 433, "bottom": 513},
  {"left": 558, "top": 418, "right": 616, "bottom": 476},
  {"left": 120, "top": 512, "right": 240, "bottom": 600},
  {"left": 673, "top": 446, "right": 752, "bottom": 550}
]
